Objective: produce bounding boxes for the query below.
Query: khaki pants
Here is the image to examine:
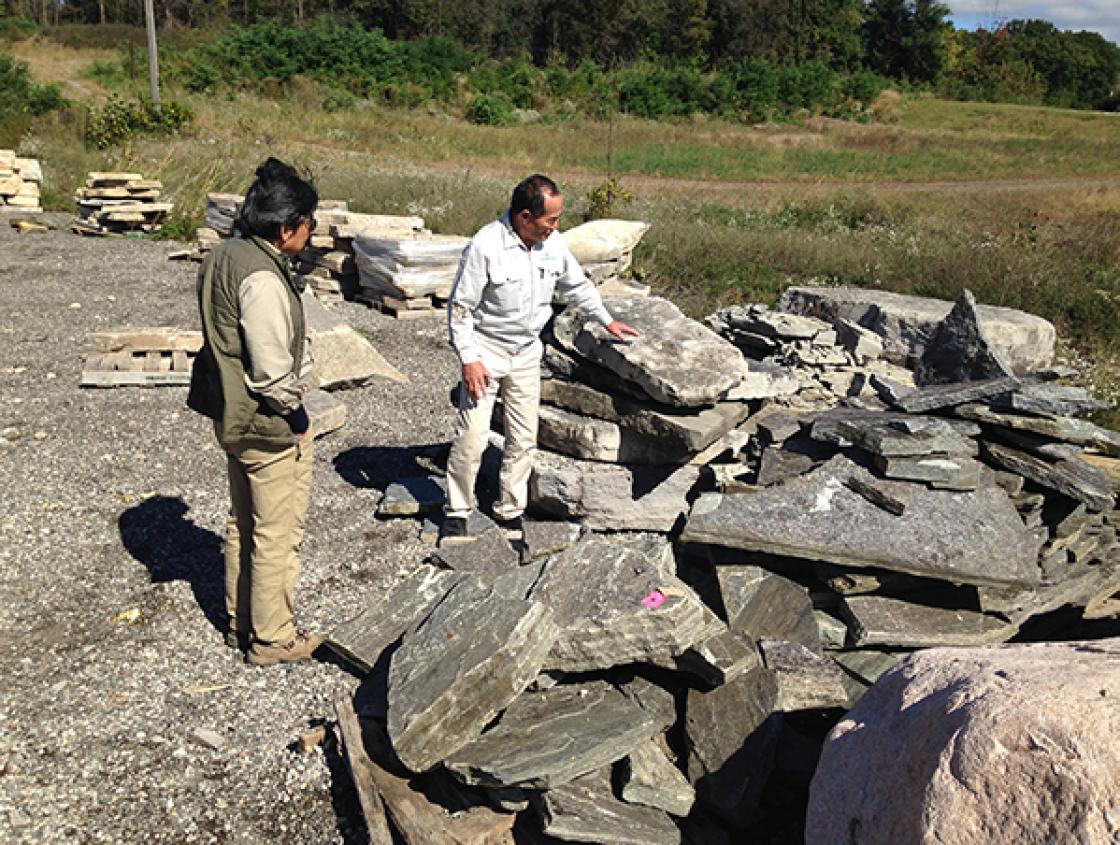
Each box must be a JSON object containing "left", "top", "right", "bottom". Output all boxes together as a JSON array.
[
  {"left": 224, "top": 435, "right": 314, "bottom": 646},
  {"left": 445, "top": 338, "right": 541, "bottom": 521}
]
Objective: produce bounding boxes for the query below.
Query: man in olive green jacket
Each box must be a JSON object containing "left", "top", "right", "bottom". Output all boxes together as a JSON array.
[{"left": 188, "top": 158, "right": 322, "bottom": 667}]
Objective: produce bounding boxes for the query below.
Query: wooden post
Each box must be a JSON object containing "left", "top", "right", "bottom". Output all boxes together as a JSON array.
[{"left": 143, "top": 0, "right": 161, "bottom": 110}]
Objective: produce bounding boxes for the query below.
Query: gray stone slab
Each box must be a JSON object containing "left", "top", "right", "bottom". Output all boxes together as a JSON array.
[
  {"left": 304, "top": 388, "right": 347, "bottom": 437},
  {"left": 376, "top": 475, "right": 446, "bottom": 517},
  {"left": 444, "top": 680, "right": 660, "bottom": 789},
  {"left": 533, "top": 767, "right": 682, "bottom": 844},
  {"left": 538, "top": 404, "right": 623, "bottom": 461},
  {"left": 552, "top": 297, "right": 750, "bottom": 407},
  {"left": 756, "top": 447, "right": 819, "bottom": 486},
  {"left": 530, "top": 450, "right": 701, "bottom": 531},
  {"left": 716, "top": 565, "right": 822, "bottom": 652},
  {"left": 978, "top": 550, "right": 1120, "bottom": 627},
  {"left": 840, "top": 595, "right": 1017, "bottom": 648},
  {"left": 873, "top": 453, "right": 983, "bottom": 491},
  {"left": 326, "top": 565, "right": 465, "bottom": 675},
  {"left": 808, "top": 407, "right": 981, "bottom": 447},
  {"left": 683, "top": 455, "right": 1042, "bottom": 589},
  {"left": 670, "top": 626, "right": 761, "bottom": 686},
  {"left": 721, "top": 358, "right": 801, "bottom": 401},
  {"left": 430, "top": 527, "right": 520, "bottom": 580},
  {"left": 980, "top": 442, "right": 1116, "bottom": 511},
  {"left": 843, "top": 475, "right": 912, "bottom": 515},
  {"left": 760, "top": 639, "right": 851, "bottom": 711},
  {"left": 420, "top": 509, "right": 499, "bottom": 546},
  {"left": 955, "top": 403, "right": 1120, "bottom": 456},
  {"left": 685, "top": 664, "right": 780, "bottom": 827},
  {"left": 521, "top": 519, "right": 582, "bottom": 564},
  {"left": 387, "top": 577, "right": 560, "bottom": 772},
  {"left": 622, "top": 740, "right": 697, "bottom": 817},
  {"left": 836, "top": 318, "right": 884, "bottom": 364},
  {"left": 777, "top": 285, "right": 1055, "bottom": 374},
  {"left": 617, "top": 675, "right": 679, "bottom": 733},
  {"left": 840, "top": 416, "right": 978, "bottom": 458},
  {"left": 815, "top": 610, "right": 849, "bottom": 649},
  {"left": 541, "top": 344, "right": 651, "bottom": 401},
  {"left": 719, "top": 305, "right": 829, "bottom": 341},
  {"left": 914, "top": 289, "right": 1016, "bottom": 386},
  {"left": 994, "top": 382, "right": 1110, "bottom": 417},
  {"left": 892, "top": 376, "right": 1021, "bottom": 414},
  {"left": 988, "top": 427, "right": 1085, "bottom": 461},
  {"left": 526, "top": 536, "right": 721, "bottom": 672}
]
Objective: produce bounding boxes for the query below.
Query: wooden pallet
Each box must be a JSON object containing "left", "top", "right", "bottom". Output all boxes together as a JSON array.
[
  {"left": 356, "top": 289, "right": 445, "bottom": 320},
  {"left": 81, "top": 328, "right": 201, "bottom": 387}
]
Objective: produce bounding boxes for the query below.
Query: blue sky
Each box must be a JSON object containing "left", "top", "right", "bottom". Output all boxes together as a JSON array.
[{"left": 948, "top": 2, "right": 1120, "bottom": 46}]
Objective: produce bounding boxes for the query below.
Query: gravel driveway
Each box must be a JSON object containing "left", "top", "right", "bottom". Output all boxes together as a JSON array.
[{"left": 0, "top": 215, "right": 469, "bottom": 843}]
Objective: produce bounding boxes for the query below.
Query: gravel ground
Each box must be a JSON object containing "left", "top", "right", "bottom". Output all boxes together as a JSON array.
[{"left": 0, "top": 215, "right": 470, "bottom": 843}]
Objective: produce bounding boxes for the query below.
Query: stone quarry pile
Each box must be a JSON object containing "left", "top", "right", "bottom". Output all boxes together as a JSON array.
[
  {"left": 0, "top": 150, "right": 42, "bottom": 213},
  {"left": 330, "top": 284, "right": 1119, "bottom": 842},
  {"left": 196, "top": 192, "right": 428, "bottom": 307},
  {"left": 351, "top": 230, "right": 469, "bottom": 317},
  {"left": 72, "top": 172, "right": 171, "bottom": 236}
]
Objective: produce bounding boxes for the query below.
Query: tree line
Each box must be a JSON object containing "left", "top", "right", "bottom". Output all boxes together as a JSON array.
[{"left": 3, "top": 0, "right": 1118, "bottom": 110}]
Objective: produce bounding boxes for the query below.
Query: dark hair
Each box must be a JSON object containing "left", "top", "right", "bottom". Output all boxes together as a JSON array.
[
  {"left": 234, "top": 157, "right": 318, "bottom": 241},
  {"left": 510, "top": 173, "right": 559, "bottom": 218}
]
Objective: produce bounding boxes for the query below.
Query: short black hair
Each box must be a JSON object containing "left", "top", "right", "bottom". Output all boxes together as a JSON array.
[
  {"left": 510, "top": 173, "right": 560, "bottom": 218},
  {"left": 234, "top": 157, "right": 318, "bottom": 241}
]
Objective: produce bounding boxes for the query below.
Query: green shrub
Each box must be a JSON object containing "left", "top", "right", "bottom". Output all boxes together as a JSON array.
[
  {"left": 85, "top": 96, "right": 193, "bottom": 149},
  {"left": 322, "top": 87, "right": 358, "bottom": 112},
  {"left": 466, "top": 93, "right": 514, "bottom": 125},
  {"left": 717, "top": 57, "right": 780, "bottom": 119},
  {"left": 777, "top": 61, "right": 839, "bottom": 111},
  {"left": 0, "top": 52, "right": 64, "bottom": 118},
  {"left": 841, "top": 69, "right": 890, "bottom": 106},
  {"left": 0, "top": 18, "right": 37, "bottom": 41}
]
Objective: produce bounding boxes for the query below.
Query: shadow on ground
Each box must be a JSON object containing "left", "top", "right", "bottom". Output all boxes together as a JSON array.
[{"left": 118, "top": 495, "right": 225, "bottom": 635}]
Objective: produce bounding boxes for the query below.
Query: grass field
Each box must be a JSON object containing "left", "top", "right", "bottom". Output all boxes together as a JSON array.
[{"left": 7, "top": 34, "right": 1120, "bottom": 418}]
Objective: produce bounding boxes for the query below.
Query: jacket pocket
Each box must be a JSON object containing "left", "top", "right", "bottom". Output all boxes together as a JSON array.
[{"left": 485, "top": 272, "right": 521, "bottom": 313}]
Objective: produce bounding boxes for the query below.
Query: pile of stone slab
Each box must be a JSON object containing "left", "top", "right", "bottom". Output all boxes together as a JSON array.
[
  {"left": 0, "top": 151, "right": 42, "bottom": 213},
  {"left": 334, "top": 285, "right": 1120, "bottom": 841},
  {"left": 193, "top": 192, "right": 427, "bottom": 308},
  {"left": 72, "top": 172, "right": 172, "bottom": 236},
  {"left": 352, "top": 229, "right": 469, "bottom": 317}
]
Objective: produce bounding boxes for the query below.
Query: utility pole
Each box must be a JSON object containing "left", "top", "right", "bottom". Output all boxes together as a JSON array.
[{"left": 144, "top": 0, "right": 161, "bottom": 110}]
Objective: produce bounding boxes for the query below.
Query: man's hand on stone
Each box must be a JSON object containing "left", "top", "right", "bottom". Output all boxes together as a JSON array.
[
  {"left": 462, "top": 361, "right": 492, "bottom": 401},
  {"left": 605, "top": 320, "right": 640, "bottom": 342}
]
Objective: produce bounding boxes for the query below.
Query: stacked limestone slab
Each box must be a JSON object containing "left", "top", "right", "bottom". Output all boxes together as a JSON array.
[
  {"left": 562, "top": 217, "right": 652, "bottom": 297},
  {"left": 0, "top": 151, "right": 43, "bottom": 213},
  {"left": 72, "top": 172, "right": 171, "bottom": 236},
  {"left": 196, "top": 192, "right": 427, "bottom": 308},
  {"left": 331, "top": 285, "right": 1120, "bottom": 841},
  {"left": 352, "top": 230, "right": 468, "bottom": 317}
]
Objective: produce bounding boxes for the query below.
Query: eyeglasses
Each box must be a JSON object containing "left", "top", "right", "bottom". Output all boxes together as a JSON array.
[{"left": 304, "top": 215, "right": 317, "bottom": 231}]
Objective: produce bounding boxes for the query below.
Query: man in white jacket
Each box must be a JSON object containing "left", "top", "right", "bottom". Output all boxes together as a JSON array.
[{"left": 442, "top": 174, "right": 639, "bottom": 542}]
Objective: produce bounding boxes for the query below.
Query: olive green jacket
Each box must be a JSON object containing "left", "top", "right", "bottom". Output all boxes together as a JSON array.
[{"left": 187, "top": 236, "right": 306, "bottom": 447}]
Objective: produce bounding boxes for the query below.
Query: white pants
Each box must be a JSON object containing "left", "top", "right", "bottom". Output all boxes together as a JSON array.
[{"left": 445, "top": 338, "right": 541, "bottom": 520}]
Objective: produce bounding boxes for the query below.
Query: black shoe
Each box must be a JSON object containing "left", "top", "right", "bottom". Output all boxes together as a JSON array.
[
  {"left": 495, "top": 515, "right": 523, "bottom": 532},
  {"left": 439, "top": 516, "right": 473, "bottom": 546}
]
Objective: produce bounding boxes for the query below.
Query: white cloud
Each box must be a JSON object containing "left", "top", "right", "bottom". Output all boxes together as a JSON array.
[{"left": 948, "top": 2, "right": 1120, "bottom": 45}]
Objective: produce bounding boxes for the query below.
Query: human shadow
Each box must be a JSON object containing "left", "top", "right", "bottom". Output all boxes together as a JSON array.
[{"left": 118, "top": 495, "right": 225, "bottom": 635}]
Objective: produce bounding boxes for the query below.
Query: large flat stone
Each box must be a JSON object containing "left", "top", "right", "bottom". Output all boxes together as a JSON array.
[
  {"left": 889, "top": 376, "right": 1021, "bottom": 414},
  {"left": 444, "top": 680, "right": 660, "bottom": 789},
  {"left": 993, "top": 381, "right": 1110, "bottom": 417},
  {"left": 541, "top": 377, "right": 752, "bottom": 454},
  {"left": 541, "top": 344, "right": 651, "bottom": 401},
  {"left": 387, "top": 577, "right": 559, "bottom": 772},
  {"left": 622, "top": 739, "right": 697, "bottom": 817},
  {"left": 527, "top": 535, "right": 720, "bottom": 672},
  {"left": 840, "top": 595, "right": 1017, "bottom": 648},
  {"left": 670, "top": 625, "right": 761, "bottom": 686},
  {"left": 685, "top": 664, "right": 780, "bottom": 827},
  {"left": 778, "top": 285, "right": 1056, "bottom": 374},
  {"left": 873, "top": 453, "right": 983, "bottom": 491},
  {"left": 304, "top": 388, "right": 346, "bottom": 436},
  {"left": 533, "top": 766, "right": 682, "bottom": 844},
  {"left": 520, "top": 519, "right": 582, "bottom": 563},
  {"left": 955, "top": 403, "right": 1120, "bottom": 456},
  {"left": 980, "top": 441, "right": 1116, "bottom": 511},
  {"left": 302, "top": 291, "right": 406, "bottom": 387},
  {"left": 430, "top": 526, "right": 520, "bottom": 580},
  {"left": 530, "top": 450, "right": 701, "bottom": 531},
  {"left": 681, "top": 454, "right": 1042, "bottom": 589},
  {"left": 914, "top": 289, "right": 1016, "bottom": 386},
  {"left": 839, "top": 415, "right": 977, "bottom": 458},
  {"left": 552, "top": 296, "right": 750, "bottom": 407},
  {"left": 326, "top": 565, "right": 465, "bottom": 675}
]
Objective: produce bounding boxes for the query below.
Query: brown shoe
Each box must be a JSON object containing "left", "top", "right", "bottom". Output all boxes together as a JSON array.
[{"left": 246, "top": 632, "right": 323, "bottom": 667}]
